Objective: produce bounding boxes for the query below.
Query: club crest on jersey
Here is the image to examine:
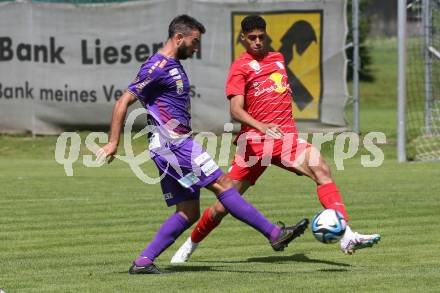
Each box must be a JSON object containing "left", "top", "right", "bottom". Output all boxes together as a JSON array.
[
  {"left": 248, "top": 60, "right": 261, "bottom": 72},
  {"left": 176, "top": 79, "right": 184, "bottom": 94}
]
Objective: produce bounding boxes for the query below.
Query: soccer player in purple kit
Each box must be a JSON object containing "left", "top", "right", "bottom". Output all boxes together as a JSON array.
[{"left": 97, "top": 15, "right": 308, "bottom": 274}]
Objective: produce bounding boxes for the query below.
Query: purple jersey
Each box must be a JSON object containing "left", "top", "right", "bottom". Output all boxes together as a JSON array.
[
  {"left": 127, "top": 53, "right": 223, "bottom": 206},
  {"left": 127, "top": 53, "right": 192, "bottom": 136}
]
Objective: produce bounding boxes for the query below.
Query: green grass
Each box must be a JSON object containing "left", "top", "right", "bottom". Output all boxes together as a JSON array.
[
  {"left": 1, "top": 137, "right": 440, "bottom": 292},
  {"left": 1, "top": 39, "right": 440, "bottom": 292}
]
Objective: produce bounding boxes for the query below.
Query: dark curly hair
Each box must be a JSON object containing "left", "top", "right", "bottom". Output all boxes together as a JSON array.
[
  {"left": 241, "top": 15, "right": 266, "bottom": 33},
  {"left": 168, "top": 15, "right": 206, "bottom": 38}
]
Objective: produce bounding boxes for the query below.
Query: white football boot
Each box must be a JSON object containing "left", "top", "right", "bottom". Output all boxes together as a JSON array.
[
  {"left": 340, "top": 226, "right": 381, "bottom": 255},
  {"left": 170, "top": 237, "right": 198, "bottom": 263}
]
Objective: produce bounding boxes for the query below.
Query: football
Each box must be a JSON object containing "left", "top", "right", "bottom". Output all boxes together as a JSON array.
[{"left": 311, "top": 209, "right": 347, "bottom": 244}]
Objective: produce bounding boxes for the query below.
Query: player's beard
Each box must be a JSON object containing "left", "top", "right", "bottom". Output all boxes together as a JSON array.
[{"left": 176, "top": 42, "right": 193, "bottom": 60}]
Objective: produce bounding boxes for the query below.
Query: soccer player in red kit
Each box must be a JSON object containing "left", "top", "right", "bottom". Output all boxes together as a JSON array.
[{"left": 171, "top": 15, "right": 380, "bottom": 263}]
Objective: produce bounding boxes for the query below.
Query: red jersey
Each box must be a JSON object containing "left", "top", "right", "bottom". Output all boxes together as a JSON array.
[{"left": 226, "top": 51, "right": 297, "bottom": 140}]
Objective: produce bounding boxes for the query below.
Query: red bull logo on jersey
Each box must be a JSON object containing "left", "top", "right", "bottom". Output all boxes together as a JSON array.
[{"left": 253, "top": 72, "right": 288, "bottom": 97}]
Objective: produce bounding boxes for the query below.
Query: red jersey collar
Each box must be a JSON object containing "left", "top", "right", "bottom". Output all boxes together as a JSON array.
[{"left": 241, "top": 51, "right": 270, "bottom": 61}]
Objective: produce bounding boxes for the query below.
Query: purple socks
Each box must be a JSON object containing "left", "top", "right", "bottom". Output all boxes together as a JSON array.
[
  {"left": 217, "top": 188, "right": 280, "bottom": 242},
  {"left": 135, "top": 188, "right": 282, "bottom": 265},
  {"left": 136, "top": 212, "right": 190, "bottom": 265},
  {"left": 134, "top": 256, "right": 153, "bottom": 266}
]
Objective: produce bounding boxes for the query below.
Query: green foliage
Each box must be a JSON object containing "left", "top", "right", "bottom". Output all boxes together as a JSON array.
[{"left": 346, "top": 0, "right": 375, "bottom": 82}]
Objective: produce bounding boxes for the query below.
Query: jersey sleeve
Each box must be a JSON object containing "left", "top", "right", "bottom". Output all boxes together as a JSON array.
[
  {"left": 225, "top": 61, "right": 246, "bottom": 99},
  {"left": 274, "top": 52, "right": 292, "bottom": 94},
  {"left": 127, "top": 60, "right": 163, "bottom": 103}
]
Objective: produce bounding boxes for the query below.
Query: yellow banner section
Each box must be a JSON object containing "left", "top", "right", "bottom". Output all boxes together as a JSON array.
[{"left": 232, "top": 11, "right": 322, "bottom": 120}]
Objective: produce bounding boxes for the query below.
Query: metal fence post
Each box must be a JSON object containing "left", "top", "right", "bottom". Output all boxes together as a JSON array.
[
  {"left": 397, "top": 0, "right": 407, "bottom": 162},
  {"left": 423, "top": 0, "right": 433, "bottom": 135},
  {"left": 352, "top": 0, "right": 360, "bottom": 134}
]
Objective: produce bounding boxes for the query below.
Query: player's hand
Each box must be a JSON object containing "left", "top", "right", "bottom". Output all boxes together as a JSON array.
[
  {"left": 96, "top": 142, "right": 118, "bottom": 164},
  {"left": 258, "top": 123, "right": 283, "bottom": 139}
]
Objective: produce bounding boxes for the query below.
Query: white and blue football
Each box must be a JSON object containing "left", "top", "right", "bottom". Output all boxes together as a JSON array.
[{"left": 311, "top": 209, "right": 347, "bottom": 244}]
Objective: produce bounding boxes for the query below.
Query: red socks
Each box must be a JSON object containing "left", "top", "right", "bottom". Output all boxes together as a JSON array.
[
  {"left": 190, "top": 208, "right": 221, "bottom": 243},
  {"left": 191, "top": 184, "right": 348, "bottom": 244},
  {"left": 317, "top": 182, "right": 349, "bottom": 222}
]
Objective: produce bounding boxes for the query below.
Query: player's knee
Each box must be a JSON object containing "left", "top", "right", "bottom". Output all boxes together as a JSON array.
[
  {"left": 211, "top": 203, "right": 228, "bottom": 221},
  {"left": 319, "top": 161, "right": 331, "bottom": 176},
  {"left": 215, "top": 174, "right": 234, "bottom": 191},
  {"left": 188, "top": 213, "right": 200, "bottom": 225},
  {"left": 179, "top": 210, "right": 200, "bottom": 225},
  {"left": 313, "top": 161, "right": 333, "bottom": 185}
]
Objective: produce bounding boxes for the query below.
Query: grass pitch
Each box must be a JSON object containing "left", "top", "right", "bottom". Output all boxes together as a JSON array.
[
  {"left": 1, "top": 39, "right": 440, "bottom": 292},
  {"left": 1, "top": 137, "right": 439, "bottom": 292}
]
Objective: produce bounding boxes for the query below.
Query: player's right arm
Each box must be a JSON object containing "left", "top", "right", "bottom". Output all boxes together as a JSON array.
[
  {"left": 230, "top": 94, "right": 282, "bottom": 139},
  {"left": 226, "top": 61, "right": 282, "bottom": 139},
  {"left": 98, "top": 59, "right": 163, "bottom": 163},
  {"left": 97, "top": 91, "right": 137, "bottom": 163}
]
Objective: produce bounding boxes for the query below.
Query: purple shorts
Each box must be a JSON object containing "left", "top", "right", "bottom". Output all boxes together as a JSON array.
[{"left": 151, "top": 137, "right": 223, "bottom": 206}]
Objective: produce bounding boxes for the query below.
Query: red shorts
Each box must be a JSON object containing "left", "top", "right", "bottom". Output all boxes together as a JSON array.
[{"left": 228, "top": 136, "right": 311, "bottom": 185}]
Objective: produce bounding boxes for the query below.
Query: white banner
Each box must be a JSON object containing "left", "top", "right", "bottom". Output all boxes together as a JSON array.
[{"left": 0, "top": 0, "right": 347, "bottom": 134}]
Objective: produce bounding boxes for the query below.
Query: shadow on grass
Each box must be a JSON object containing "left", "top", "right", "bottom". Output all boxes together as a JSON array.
[
  {"left": 164, "top": 265, "right": 215, "bottom": 273},
  {"left": 318, "top": 268, "right": 350, "bottom": 272},
  {"left": 163, "top": 264, "right": 288, "bottom": 275},
  {"left": 196, "top": 253, "right": 350, "bottom": 267},
  {"left": 116, "top": 264, "right": 287, "bottom": 275},
  {"left": 117, "top": 253, "right": 350, "bottom": 274},
  {"left": 247, "top": 253, "right": 351, "bottom": 267}
]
